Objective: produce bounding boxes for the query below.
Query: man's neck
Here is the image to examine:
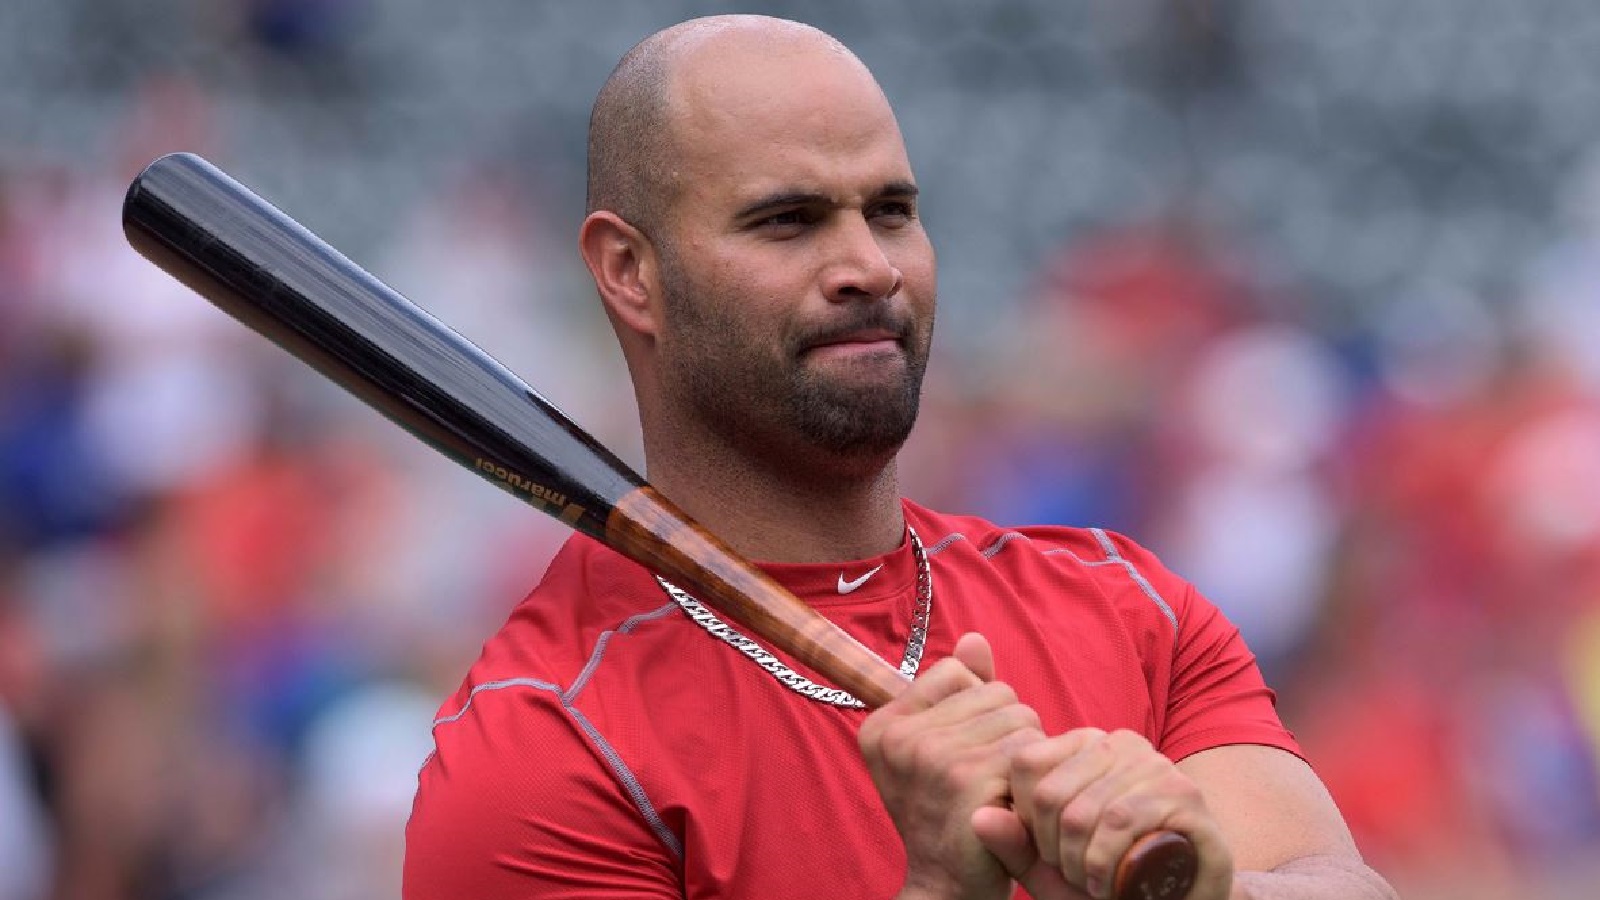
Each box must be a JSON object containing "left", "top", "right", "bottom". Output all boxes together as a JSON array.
[{"left": 644, "top": 434, "right": 906, "bottom": 565}]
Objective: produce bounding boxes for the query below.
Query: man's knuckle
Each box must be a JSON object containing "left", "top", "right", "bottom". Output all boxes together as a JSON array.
[
  {"left": 878, "top": 720, "right": 925, "bottom": 763},
  {"left": 902, "top": 736, "right": 934, "bottom": 762},
  {"left": 1059, "top": 796, "right": 1101, "bottom": 833},
  {"left": 1030, "top": 777, "right": 1074, "bottom": 812},
  {"left": 980, "top": 680, "right": 1018, "bottom": 706},
  {"left": 1077, "top": 728, "right": 1114, "bottom": 756},
  {"left": 906, "top": 736, "right": 946, "bottom": 772},
  {"left": 1009, "top": 704, "right": 1042, "bottom": 733},
  {"left": 1101, "top": 797, "right": 1138, "bottom": 830},
  {"left": 857, "top": 714, "right": 886, "bottom": 747},
  {"left": 948, "top": 754, "right": 990, "bottom": 788},
  {"left": 929, "top": 656, "right": 981, "bottom": 688},
  {"left": 1012, "top": 740, "right": 1056, "bottom": 778}
]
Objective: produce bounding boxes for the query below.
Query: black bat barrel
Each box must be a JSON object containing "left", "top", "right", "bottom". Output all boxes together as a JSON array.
[{"left": 122, "top": 152, "right": 642, "bottom": 536}]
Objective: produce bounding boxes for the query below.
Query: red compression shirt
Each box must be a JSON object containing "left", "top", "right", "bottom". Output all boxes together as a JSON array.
[{"left": 403, "top": 499, "right": 1298, "bottom": 899}]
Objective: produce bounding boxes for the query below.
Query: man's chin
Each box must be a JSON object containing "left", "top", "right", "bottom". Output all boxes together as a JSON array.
[{"left": 790, "top": 397, "right": 919, "bottom": 459}]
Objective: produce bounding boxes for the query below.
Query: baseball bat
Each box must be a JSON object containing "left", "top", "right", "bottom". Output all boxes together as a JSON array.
[{"left": 122, "top": 152, "right": 1198, "bottom": 900}]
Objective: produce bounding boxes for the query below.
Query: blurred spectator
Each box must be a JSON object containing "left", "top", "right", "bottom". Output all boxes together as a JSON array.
[
  {"left": 949, "top": 217, "right": 1250, "bottom": 534},
  {"left": 31, "top": 74, "right": 260, "bottom": 500},
  {"left": 0, "top": 543, "right": 51, "bottom": 900},
  {"left": 1150, "top": 321, "right": 1348, "bottom": 678},
  {"left": 0, "top": 703, "right": 50, "bottom": 900},
  {"left": 241, "top": 0, "right": 367, "bottom": 60}
]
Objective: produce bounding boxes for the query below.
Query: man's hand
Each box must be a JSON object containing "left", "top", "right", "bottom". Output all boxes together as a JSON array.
[
  {"left": 858, "top": 633, "right": 1044, "bottom": 900},
  {"left": 970, "top": 729, "right": 1234, "bottom": 900}
]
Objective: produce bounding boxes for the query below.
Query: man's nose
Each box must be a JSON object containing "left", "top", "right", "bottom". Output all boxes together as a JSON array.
[{"left": 820, "top": 216, "right": 903, "bottom": 303}]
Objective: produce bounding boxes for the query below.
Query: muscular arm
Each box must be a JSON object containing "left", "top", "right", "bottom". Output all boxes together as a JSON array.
[{"left": 1176, "top": 744, "right": 1396, "bottom": 900}]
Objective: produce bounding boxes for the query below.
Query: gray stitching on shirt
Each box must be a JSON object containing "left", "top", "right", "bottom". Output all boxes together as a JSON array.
[
  {"left": 980, "top": 532, "right": 1027, "bottom": 557},
  {"left": 926, "top": 531, "right": 967, "bottom": 556},
  {"left": 567, "top": 602, "right": 679, "bottom": 702},
  {"left": 1043, "top": 547, "right": 1118, "bottom": 565},
  {"left": 433, "top": 677, "right": 562, "bottom": 727},
  {"left": 566, "top": 704, "right": 685, "bottom": 860},
  {"left": 931, "top": 527, "right": 1176, "bottom": 632},
  {"left": 428, "top": 602, "right": 687, "bottom": 862},
  {"left": 1090, "top": 528, "right": 1178, "bottom": 632}
]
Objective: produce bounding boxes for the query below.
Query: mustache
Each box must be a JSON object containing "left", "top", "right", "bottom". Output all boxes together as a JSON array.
[{"left": 793, "top": 309, "right": 914, "bottom": 351}]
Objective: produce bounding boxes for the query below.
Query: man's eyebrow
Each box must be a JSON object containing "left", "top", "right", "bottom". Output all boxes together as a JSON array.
[
  {"left": 734, "top": 191, "right": 829, "bottom": 222},
  {"left": 874, "top": 181, "right": 920, "bottom": 201},
  {"left": 733, "top": 182, "right": 920, "bottom": 221}
]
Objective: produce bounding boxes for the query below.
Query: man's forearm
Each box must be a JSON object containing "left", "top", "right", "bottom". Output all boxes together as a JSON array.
[{"left": 1233, "top": 854, "right": 1397, "bottom": 900}]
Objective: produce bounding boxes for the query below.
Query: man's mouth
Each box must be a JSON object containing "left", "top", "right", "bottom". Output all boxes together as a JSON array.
[
  {"left": 812, "top": 325, "right": 902, "bottom": 347},
  {"left": 801, "top": 327, "right": 905, "bottom": 358}
]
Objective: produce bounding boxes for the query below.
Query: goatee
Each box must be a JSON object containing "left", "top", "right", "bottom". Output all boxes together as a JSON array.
[{"left": 785, "top": 324, "right": 928, "bottom": 455}]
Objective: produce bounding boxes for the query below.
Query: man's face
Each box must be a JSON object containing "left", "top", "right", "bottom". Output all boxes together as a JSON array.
[{"left": 650, "top": 43, "right": 938, "bottom": 470}]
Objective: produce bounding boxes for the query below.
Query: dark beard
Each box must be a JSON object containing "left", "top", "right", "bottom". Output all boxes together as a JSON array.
[
  {"left": 659, "top": 259, "right": 931, "bottom": 462},
  {"left": 783, "top": 340, "right": 927, "bottom": 455}
]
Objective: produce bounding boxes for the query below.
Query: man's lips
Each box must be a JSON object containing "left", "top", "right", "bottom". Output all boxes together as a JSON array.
[{"left": 802, "top": 328, "right": 904, "bottom": 354}]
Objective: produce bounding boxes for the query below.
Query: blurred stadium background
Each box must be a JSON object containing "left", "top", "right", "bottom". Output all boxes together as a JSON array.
[{"left": 3, "top": 1, "right": 1600, "bottom": 898}]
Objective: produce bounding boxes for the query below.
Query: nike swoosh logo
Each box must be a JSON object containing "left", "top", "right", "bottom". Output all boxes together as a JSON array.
[{"left": 837, "top": 565, "right": 884, "bottom": 594}]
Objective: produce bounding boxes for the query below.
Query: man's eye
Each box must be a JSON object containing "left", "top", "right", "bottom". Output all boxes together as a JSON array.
[
  {"left": 758, "top": 209, "right": 811, "bottom": 228},
  {"left": 872, "top": 202, "right": 915, "bottom": 222}
]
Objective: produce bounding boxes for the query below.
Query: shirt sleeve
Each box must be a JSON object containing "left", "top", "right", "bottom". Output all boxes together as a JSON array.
[
  {"left": 1161, "top": 580, "right": 1302, "bottom": 762},
  {"left": 403, "top": 686, "right": 681, "bottom": 900},
  {"left": 1097, "top": 531, "right": 1301, "bottom": 763}
]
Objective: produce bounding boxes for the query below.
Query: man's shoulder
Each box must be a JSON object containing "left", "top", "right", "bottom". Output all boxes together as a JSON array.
[
  {"left": 906, "top": 499, "right": 1169, "bottom": 572},
  {"left": 521, "top": 530, "right": 659, "bottom": 606},
  {"left": 905, "top": 500, "right": 1191, "bottom": 625},
  {"left": 465, "top": 532, "right": 685, "bottom": 684}
]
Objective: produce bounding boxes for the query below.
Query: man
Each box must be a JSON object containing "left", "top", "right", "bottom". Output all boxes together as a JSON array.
[{"left": 403, "top": 15, "right": 1395, "bottom": 900}]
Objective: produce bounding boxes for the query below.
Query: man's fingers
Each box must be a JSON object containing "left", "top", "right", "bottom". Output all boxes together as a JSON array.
[
  {"left": 854, "top": 631, "right": 1052, "bottom": 900},
  {"left": 952, "top": 632, "right": 995, "bottom": 683},
  {"left": 860, "top": 633, "right": 1035, "bottom": 758},
  {"left": 971, "top": 807, "right": 1088, "bottom": 900},
  {"left": 970, "top": 806, "right": 1033, "bottom": 875},
  {"left": 858, "top": 656, "right": 982, "bottom": 753},
  {"left": 1006, "top": 728, "right": 1212, "bottom": 899},
  {"left": 1054, "top": 734, "right": 1173, "bottom": 892},
  {"left": 872, "top": 633, "right": 993, "bottom": 719},
  {"left": 1009, "top": 728, "right": 1111, "bottom": 870},
  {"left": 1077, "top": 769, "right": 1207, "bottom": 900},
  {"left": 865, "top": 686, "right": 1044, "bottom": 792}
]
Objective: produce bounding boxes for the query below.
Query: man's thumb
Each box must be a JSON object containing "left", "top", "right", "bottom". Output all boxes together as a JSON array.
[
  {"left": 970, "top": 806, "right": 1033, "bottom": 875},
  {"left": 952, "top": 632, "right": 996, "bottom": 682},
  {"left": 972, "top": 806, "right": 1083, "bottom": 899}
]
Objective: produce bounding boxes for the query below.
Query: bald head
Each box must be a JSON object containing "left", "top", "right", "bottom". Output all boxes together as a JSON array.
[{"left": 585, "top": 15, "right": 877, "bottom": 234}]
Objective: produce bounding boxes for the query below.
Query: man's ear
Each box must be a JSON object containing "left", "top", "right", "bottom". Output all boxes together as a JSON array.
[{"left": 579, "top": 211, "right": 662, "bottom": 339}]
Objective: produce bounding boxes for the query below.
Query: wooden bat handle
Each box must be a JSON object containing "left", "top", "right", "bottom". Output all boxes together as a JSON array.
[
  {"left": 608, "top": 487, "right": 909, "bottom": 706},
  {"left": 607, "top": 488, "right": 1198, "bottom": 900}
]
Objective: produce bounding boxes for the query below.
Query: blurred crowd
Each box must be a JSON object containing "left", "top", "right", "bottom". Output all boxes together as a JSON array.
[{"left": 4, "top": 2, "right": 1600, "bottom": 899}]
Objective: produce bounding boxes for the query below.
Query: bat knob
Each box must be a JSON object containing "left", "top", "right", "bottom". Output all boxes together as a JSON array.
[{"left": 1113, "top": 830, "right": 1199, "bottom": 900}]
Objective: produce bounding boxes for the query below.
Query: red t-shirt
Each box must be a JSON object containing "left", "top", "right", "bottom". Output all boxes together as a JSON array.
[{"left": 404, "top": 500, "right": 1297, "bottom": 899}]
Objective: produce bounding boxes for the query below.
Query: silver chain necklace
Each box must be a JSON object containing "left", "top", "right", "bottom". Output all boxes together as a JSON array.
[{"left": 655, "top": 525, "right": 932, "bottom": 709}]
